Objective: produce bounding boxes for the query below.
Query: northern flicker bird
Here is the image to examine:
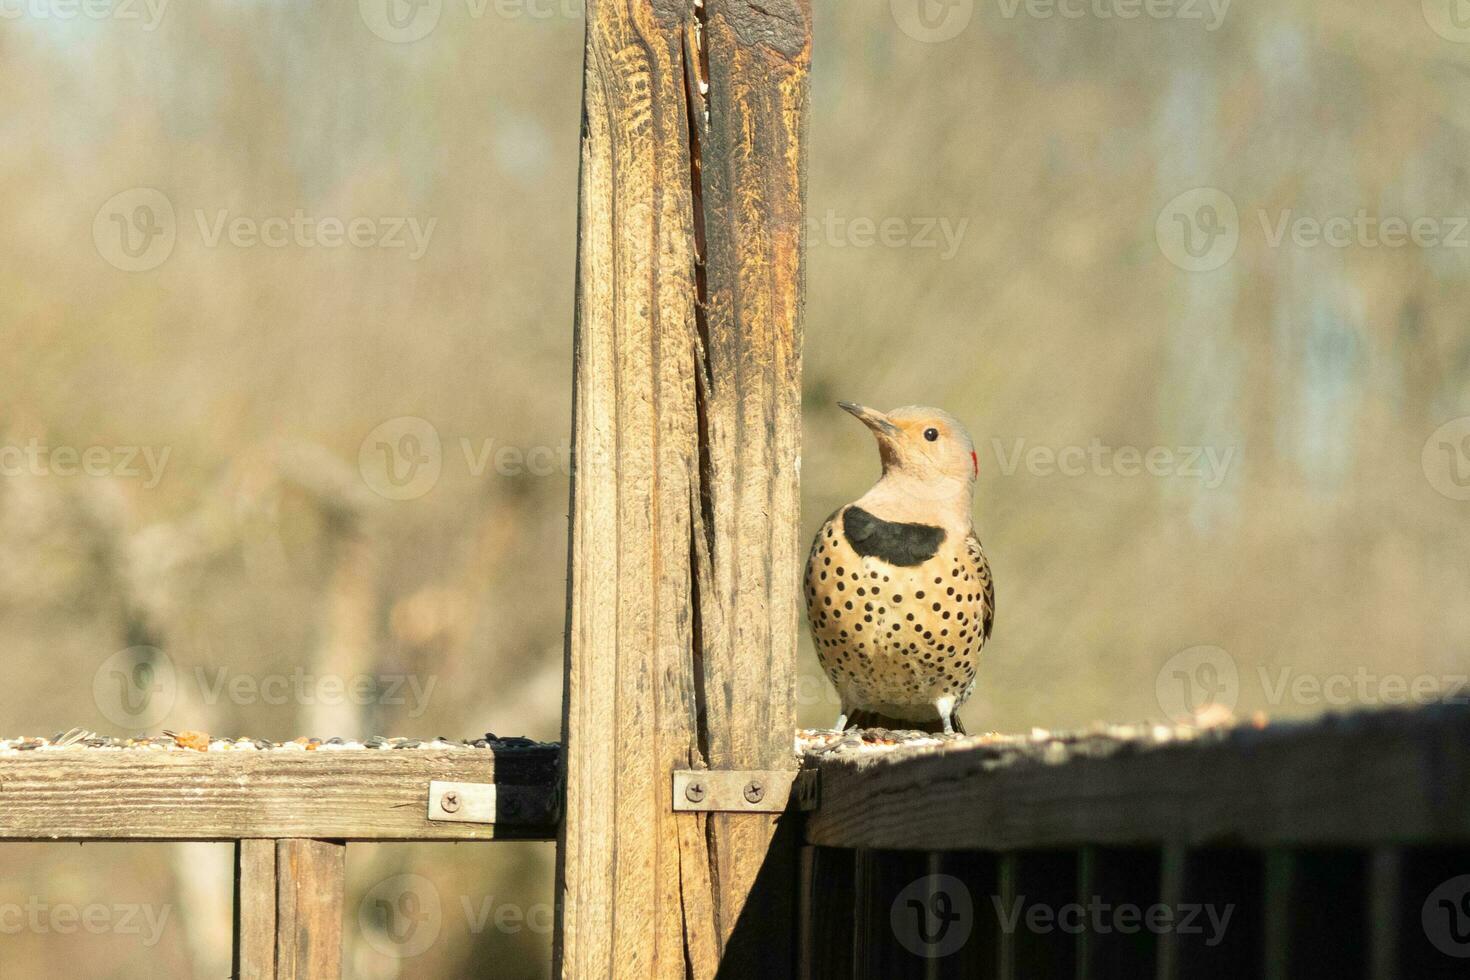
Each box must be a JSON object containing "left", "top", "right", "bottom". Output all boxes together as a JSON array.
[{"left": 804, "top": 402, "right": 994, "bottom": 735}]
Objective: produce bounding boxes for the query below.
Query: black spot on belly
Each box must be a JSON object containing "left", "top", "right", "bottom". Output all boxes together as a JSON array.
[{"left": 841, "top": 506, "right": 945, "bottom": 567}]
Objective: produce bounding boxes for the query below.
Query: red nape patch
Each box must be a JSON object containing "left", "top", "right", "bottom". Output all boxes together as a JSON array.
[{"left": 971, "top": 450, "right": 979, "bottom": 476}]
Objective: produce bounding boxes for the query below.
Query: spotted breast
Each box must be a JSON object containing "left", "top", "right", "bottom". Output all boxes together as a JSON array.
[{"left": 804, "top": 504, "right": 993, "bottom": 733}]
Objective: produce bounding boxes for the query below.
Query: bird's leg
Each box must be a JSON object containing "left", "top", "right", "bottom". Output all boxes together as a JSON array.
[
  {"left": 936, "top": 696, "right": 956, "bottom": 735},
  {"left": 833, "top": 712, "right": 848, "bottom": 732}
]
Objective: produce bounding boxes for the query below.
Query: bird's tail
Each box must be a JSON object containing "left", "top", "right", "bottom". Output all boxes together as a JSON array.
[{"left": 845, "top": 710, "right": 966, "bottom": 736}]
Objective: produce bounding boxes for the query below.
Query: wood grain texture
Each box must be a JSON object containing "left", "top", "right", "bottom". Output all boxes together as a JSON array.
[
  {"left": 0, "top": 746, "right": 559, "bottom": 841},
  {"left": 274, "top": 839, "right": 344, "bottom": 980},
  {"left": 234, "top": 839, "right": 278, "bottom": 980},
  {"left": 803, "top": 706, "right": 1470, "bottom": 851},
  {"left": 556, "top": 0, "right": 810, "bottom": 976}
]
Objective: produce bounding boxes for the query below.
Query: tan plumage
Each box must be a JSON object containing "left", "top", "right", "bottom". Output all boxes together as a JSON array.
[{"left": 804, "top": 403, "right": 994, "bottom": 734}]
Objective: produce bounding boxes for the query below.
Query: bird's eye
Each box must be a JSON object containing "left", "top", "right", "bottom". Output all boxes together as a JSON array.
[{"left": 923, "top": 427, "right": 939, "bottom": 442}]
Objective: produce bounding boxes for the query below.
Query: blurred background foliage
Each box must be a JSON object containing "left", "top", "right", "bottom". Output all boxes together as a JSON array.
[{"left": 2, "top": 0, "right": 1469, "bottom": 976}]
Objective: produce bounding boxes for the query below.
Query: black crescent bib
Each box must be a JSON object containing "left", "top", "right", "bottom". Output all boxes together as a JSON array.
[{"left": 841, "top": 506, "right": 946, "bottom": 567}]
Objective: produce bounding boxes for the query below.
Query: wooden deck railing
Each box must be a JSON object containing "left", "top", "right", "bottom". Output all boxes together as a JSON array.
[
  {"left": 4, "top": 706, "right": 1467, "bottom": 976},
  {"left": 10, "top": 0, "right": 1466, "bottom": 977},
  {"left": 0, "top": 736, "right": 560, "bottom": 978},
  {"left": 794, "top": 703, "right": 1470, "bottom": 980}
]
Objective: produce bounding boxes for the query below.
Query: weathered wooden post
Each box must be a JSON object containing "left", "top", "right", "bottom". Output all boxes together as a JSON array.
[
  {"left": 556, "top": 0, "right": 812, "bottom": 976},
  {"left": 233, "top": 838, "right": 345, "bottom": 980}
]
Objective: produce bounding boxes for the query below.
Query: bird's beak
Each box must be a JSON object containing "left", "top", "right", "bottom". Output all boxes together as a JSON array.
[{"left": 838, "top": 401, "right": 899, "bottom": 439}]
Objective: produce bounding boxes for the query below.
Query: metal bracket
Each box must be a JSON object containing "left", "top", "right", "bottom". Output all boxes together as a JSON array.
[
  {"left": 425, "top": 779, "right": 564, "bottom": 826},
  {"left": 672, "top": 769, "right": 816, "bottom": 813},
  {"left": 427, "top": 780, "right": 497, "bottom": 824}
]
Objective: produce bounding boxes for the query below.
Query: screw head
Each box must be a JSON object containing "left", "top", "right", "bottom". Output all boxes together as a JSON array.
[
  {"left": 685, "top": 781, "right": 706, "bottom": 804},
  {"left": 743, "top": 781, "right": 764, "bottom": 804},
  {"left": 441, "top": 790, "right": 462, "bottom": 813}
]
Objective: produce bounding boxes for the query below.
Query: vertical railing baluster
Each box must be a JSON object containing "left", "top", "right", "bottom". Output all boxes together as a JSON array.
[
  {"left": 799, "top": 847, "right": 857, "bottom": 980},
  {"left": 233, "top": 839, "right": 278, "bottom": 980},
  {"left": 1155, "top": 844, "right": 1186, "bottom": 980},
  {"left": 1368, "top": 848, "right": 1401, "bottom": 980},
  {"left": 273, "top": 839, "right": 346, "bottom": 980},
  {"left": 998, "top": 853, "right": 1018, "bottom": 980},
  {"left": 1263, "top": 849, "right": 1296, "bottom": 980}
]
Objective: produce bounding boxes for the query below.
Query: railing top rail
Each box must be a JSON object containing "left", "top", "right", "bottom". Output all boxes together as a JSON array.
[
  {"left": 800, "top": 703, "right": 1470, "bottom": 851},
  {"left": 0, "top": 736, "right": 560, "bottom": 842}
]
